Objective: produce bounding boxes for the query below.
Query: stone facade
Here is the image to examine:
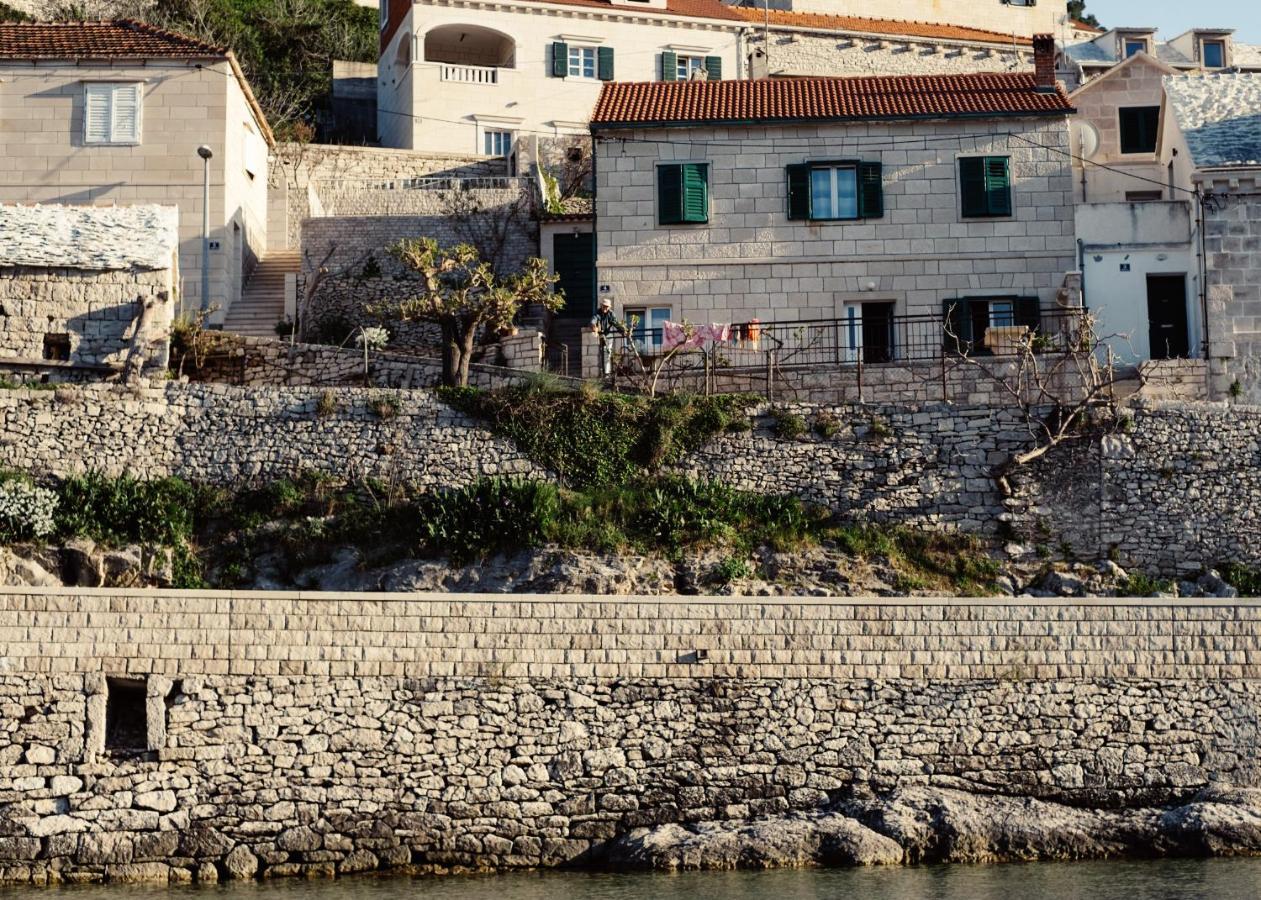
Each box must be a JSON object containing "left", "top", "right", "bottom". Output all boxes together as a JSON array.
[
  {"left": 1, "top": 589, "right": 1260, "bottom": 883},
  {"left": 754, "top": 29, "right": 1033, "bottom": 80},
  {"left": 1202, "top": 174, "right": 1261, "bottom": 402},
  {"left": 593, "top": 116, "right": 1077, "bottom": 325}
]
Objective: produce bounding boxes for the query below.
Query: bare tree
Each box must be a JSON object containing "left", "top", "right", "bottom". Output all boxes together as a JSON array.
[{"left": 436, "top": 188, "right": 533, "bottom": 273}]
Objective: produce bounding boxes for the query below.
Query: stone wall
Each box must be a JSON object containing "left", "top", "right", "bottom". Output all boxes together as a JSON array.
[
  {"left": 755, "top": 28, "right": 1033, "bottom": 79},
  {"left": 1202, "top": 174, "right": 1261, "bottom": 403},
  {"left": 0, "top": 266, "right": 172, "bottom": 374},
  {"left": 0, "top": 383, "right": 545, "bottom": 486},
  {"left": 1, "top": 589, "right": 1260, "bottom": 883}
]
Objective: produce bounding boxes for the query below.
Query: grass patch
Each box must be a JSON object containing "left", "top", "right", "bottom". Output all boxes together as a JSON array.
[
  {"left": 1220, "top": 563, "right": 1261, "bottom": 597},
  {"left": 1120, "top": 572, "right": 1174, "bottom": 596},
  {"left": 439, "top": 383, "right": 756, "bottom": 488}
]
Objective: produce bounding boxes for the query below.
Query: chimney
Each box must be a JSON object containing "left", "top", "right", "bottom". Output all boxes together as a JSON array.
[{"left": 1033, "top": 33, "right": 1057, "bottom": 92}]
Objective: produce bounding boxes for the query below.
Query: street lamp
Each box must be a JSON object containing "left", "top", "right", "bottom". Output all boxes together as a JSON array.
[{"left": 197, "top": 145, "right": 214, "bottom": 312}]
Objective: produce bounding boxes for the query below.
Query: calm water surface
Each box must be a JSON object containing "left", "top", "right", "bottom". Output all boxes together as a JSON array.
[{"left": 10, "top": 860, "right": 1261, "bottom": 900}]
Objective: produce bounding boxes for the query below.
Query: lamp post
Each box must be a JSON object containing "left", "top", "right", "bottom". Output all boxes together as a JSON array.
[{"left": 197, "top": 145, "right": 214, "bottom": 312}]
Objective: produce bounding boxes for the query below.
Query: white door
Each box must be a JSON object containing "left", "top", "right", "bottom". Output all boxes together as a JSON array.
[{"left": 839, "top": 303, "right": 863, "bottom": 364}]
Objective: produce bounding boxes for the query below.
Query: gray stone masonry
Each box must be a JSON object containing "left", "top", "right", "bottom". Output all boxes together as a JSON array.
[
  {"left": 1202, "top": 175, "right": 1261, "bottom": 402},
  {"left": 1, "top": 589, "right": 1260, "bottom": 883},
  {"left": 594, "top": 116, "right": 1077, "bottom": 324}
]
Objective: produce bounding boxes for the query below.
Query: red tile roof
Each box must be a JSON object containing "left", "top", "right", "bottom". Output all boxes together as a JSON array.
[
  {"left": 525, "top": 0, "right": 742, "bottom": 22},
  {"left": 591, "top": 72, "right": 1074, "bottom": 128},
  {"left": 730, "top": 7, "right": 1034, "bottom": 46},
  {"left": 0, "top": 19, "right": 228, "bottom": 59}
]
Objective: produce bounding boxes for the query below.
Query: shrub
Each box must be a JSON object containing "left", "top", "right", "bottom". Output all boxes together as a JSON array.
[
  {"left": 369, "top": 392, "right": 402, "bottom": 420},
  {"left": 708, "top": 556, "right": 752, "bottom": 586},
  {"left": 770, "top": 407, "right": 807, "bottom": 440},
  {"left": 416, "top": 478, "right": 561, "bottom": 564},
  {"left": 0, "top": 480, "right": 58, "bottom": 542},
  {"left": 54, "top": 473, "right": 198, "bottom": 547},
  {"left": 812, "top": 410, "right": 842, "bottom": 440},
  {"left": 1219, "top": 563, "right": 1261, "bottom": 597},
  {"left": 315, "top": 390, "right": 338, "bottom": 418}
]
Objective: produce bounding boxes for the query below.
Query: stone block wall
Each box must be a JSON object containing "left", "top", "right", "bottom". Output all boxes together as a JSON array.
[
  {"left": 756, "top": 29, "right": 1033, "bottom": 79},
  {"left": 1202, "top": 175, "right": 1261, "bottom": 402},
  {"left": 1, "top": 589, "right": 1260, "bottom": 883},
  {"left": 0, "top": 266, "right": 173, "bottom": 373}
]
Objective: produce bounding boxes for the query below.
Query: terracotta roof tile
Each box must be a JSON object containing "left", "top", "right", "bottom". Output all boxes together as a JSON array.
[
  {"left": 523, "top": 0, "right": 742, "bottom": 22},
  {"left": 731, "top": 7, "right": 1033, "bottom": 46},
  {"left": 0, "top": 19, "right": 228, "bottom": 59},
  {"left": 591, "top": 72, "right": 1073, "bottom": 127}
]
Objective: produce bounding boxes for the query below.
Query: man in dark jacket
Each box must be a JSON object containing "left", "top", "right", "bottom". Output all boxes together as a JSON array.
[{"left": 591, "top": 296, "right": 627, "bottom": 375}]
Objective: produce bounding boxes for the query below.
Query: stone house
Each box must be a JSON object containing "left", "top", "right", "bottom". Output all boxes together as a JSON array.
[
  {"left": 0, "top": 20, "right": 273, "bottom": 321},
  {"left": 1162, "top": 73, "right": 1261, "bottom": 401},
  {"left": 0, "top": 204, "right": 179, "bottom": 379},
  {"left": 587, "top": 38, "right": 1079, "bottom": 356},
  {"left": 1061, "top": 25, "right": 1261, "bottom": 91}
]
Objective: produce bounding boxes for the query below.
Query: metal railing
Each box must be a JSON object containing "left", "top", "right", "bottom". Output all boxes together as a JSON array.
[
  {"left": 438, "top": 63, "right": 499, "bottom": 84},
  {"left": 603, "top": 307, "right": 1090, "bottom": 391},
  {"left": 319, "top": 176, "right": 527, "bottom": 193}
]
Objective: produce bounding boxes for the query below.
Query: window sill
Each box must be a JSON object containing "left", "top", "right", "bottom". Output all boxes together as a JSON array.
[{"left": 85, "top": 141, "right": 142, "bottom": 147}]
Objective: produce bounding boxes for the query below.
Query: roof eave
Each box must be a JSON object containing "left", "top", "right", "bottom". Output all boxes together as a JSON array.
[{"left": 591, "top": 107, "right": 1074, "bottom": 131}]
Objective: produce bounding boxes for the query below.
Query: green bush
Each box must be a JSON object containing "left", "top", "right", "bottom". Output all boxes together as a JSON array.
[
  {"left": 770, "top": 407, "right": 807, "bottom": 440},
  {"left": 441, "top": 385, "right": 755, "bottom": 489},
  {"left": 1220, "top": 563, "right": 1261, "bottom": 597},
  {"left": 54, "top": 473, "right": 199, "bottom": 547},
  {"left": 416, "top": 478, "right": 561, "bottom": 565}
]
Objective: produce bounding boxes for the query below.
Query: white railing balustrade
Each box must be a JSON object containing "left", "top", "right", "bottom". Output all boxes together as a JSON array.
[{"left": 439, "top": 63, "right": 499, "bottom": 84}]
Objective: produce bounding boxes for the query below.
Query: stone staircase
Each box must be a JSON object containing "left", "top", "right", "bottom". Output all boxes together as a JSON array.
[{"left": 223, "top": 251, "right": 300, "bottom": 338}]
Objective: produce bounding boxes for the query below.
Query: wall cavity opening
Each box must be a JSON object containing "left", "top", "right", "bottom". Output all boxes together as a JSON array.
[{"left": 104, "top": 677, "right": 148, "bottom": 752}]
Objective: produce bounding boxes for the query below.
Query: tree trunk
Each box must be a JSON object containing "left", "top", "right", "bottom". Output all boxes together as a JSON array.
[
  {"left": 455, "top": 321, "right": 478, "bottom": 387},
  {"left": 440, "top": 319, "right": 461, "bottom": 387}
]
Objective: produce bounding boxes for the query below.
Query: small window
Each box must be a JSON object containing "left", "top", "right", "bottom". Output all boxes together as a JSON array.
[
  {"left": 787, "top": 161, "right": 883, "bottom": 221},
  {"left": 959, "top": 156, "right": 1012, "bottom": 218},
  {"left": 810, "top": 166, "right": 859, "bottom": 220},
  {"left": 1202, "top": 40, "right": 1225, "bottom": 68},
  {"left": 1119, "top": 106, "right": 1160, "bottom": 155},
  {"left": 657, "top": 162, "right": 708, "bottom": 225},
  {"left": 675, "top": 55, "right": 705, "bottom": 80},
  {"left": 1124, "top": 39, "right": 1147, "bottom": 58},
  {"left": 104, "top": 677, "right": 148, "bottom": 752},
  {"left": 84, "top": 83, "right": 142, "bottom": 144},
  {"left": 568, "top": 46, "right": 597, "bottom": 78},
  {"left": 42, "top": 333, "right": 70, "bottom": 361},
  {"left": 1126, "top": 190, "right": 1164, "bottom": 202},
  {"left": 484, "top": 129, "right": 513, "bottom": 157},
  {"left": 626, "top": 306, "right": 671, "bottom": 350},
  {"left": 989, "top": 300, "right": 1016, "bottom": 328}
]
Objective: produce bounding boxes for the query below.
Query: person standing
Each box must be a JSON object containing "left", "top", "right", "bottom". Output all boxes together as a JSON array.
[{"left": 591, "top": 296, "right": 627, "bottom": 375}]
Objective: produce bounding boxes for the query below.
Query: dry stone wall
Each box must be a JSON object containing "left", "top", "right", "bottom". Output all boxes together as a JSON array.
[{"left": 1, "top": 589, "right": 1260, "bottom": 884}]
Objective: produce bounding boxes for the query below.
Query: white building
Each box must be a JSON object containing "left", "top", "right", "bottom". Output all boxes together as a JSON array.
[
  {"left": 377, "top": 0, "right": 745, "bottom": 156},
  {"left": 0, "top": 21, "right": 273, "bottom": 320}
]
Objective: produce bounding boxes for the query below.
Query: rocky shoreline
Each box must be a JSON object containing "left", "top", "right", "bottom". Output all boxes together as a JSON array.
[{"left": 604, "top": 785, "right": 1261, "bottom": 871}]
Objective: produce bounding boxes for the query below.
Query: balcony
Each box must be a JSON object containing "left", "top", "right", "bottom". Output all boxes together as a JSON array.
[{"left": 440, "top": 63, "right": 499, "bottom": 85}]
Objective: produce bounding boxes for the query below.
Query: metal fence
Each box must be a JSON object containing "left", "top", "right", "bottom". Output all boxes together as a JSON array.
[{"left": 601, "top": 307, "right": 1091, "bottom": 395}]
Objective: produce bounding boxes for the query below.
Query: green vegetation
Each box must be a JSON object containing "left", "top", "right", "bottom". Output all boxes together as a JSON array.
[
  {"left": 440, "top": 382, "right": 755, "bottom": 488},
  {"left": 0, "top": 3, "right": 32, "bottom": 21},
  {"left": 1121, "top": 572, "right": 1173, "bottom": 596},
  {"left": 769, "top": 407, "right": 808, "bottom": 440},
  {"left": 1220, "top": 563, "right": 1261, "bottom": 597}
]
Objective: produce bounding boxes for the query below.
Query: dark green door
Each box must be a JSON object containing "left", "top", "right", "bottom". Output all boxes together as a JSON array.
[{"left": 552, "top": 232, "right": 595, "bottom": 319}]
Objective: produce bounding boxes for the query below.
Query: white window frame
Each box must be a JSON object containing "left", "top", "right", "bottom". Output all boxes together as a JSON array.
[
  {"left": 83, "top": 82, "right": 143, "bottom": 145},
  {"left": 808, "top": 164, "right": 859, "bottom": 221},
  {"left": 675, "top": 54, "right": 705, "bottom": 80},
  {"left": 483, "top": 128, "right": 514, "bottom": 158},
  {"left": 625, "top": 305, "right": 671, "bottom": 351},
  {"left": 567, "top": 45, "right": 598, "bottom": 79},
  {"left": 379, "top": 0, "right": 388, "bottom": 31}
]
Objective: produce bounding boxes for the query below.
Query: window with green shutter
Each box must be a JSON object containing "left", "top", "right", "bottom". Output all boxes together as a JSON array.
[
  {"left": 943, "top": 297, "right": 1041, "bottom": 355},
  {"left": 704, "top": 55, "right": 722, "bottom": 80},
  {"left": 551, "top": 42, "right": 568, "bottom": 78},
  {"left": 959, "top": 156, "right": 1011, "bottom": 218},
  {"left": 658, "top": 162, "right": 708, "bottom": 225},
  {"left": 661, "top": 50, "right": 677, "bottom": 82},
  {"left": 597, "top": 46, "right": 615, "bottom": 81},
  {"left": 784, "top": 161, "right": 883, "bottom": 221}
]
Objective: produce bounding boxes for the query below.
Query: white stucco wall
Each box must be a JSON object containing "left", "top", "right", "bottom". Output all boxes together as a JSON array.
[
  {"left": 379, "top": 1, "right": 741, "bottom": 153},
  {"left": 593, "top": 116, "right": 1078, "bottom": 325},
  {"left": 1076, "top": 201, "right": 1197, "bottom": 362},
  {"left": 0, "top": 59, "right": 269, "bottom": 321}
]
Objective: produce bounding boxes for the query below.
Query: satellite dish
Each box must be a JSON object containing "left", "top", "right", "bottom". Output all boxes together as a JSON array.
[{"left": 1072, "top": 121, "right": 1100, "bottom": 160}]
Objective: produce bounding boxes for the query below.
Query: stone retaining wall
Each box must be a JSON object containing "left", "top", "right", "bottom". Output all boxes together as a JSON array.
[{"left": 0, "top": 589, "right": 1259, "bottom": 884}]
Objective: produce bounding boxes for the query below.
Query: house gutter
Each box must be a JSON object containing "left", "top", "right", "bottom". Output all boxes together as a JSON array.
[{"left": 590, "top": 108, "right": 1075, "bottom": 132}]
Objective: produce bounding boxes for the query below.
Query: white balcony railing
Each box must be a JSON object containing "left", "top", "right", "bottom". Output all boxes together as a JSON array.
[{"left": 438, "top": 63, "right": 499, "bottom": 84}]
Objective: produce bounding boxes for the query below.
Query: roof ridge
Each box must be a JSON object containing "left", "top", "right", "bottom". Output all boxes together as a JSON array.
[{"left": 730, "top": 7, "right": 1033, "bottom": 45}]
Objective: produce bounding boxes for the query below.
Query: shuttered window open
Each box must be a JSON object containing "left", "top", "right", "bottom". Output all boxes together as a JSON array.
[
  {"left": 657, "top": 162, "right": 708, "bottom": 225},
  {"left": 785, "top": 161, "right": 883, "bottom": 221},
  {"left": 960, "top": 156, "right": 1010, "bottom": 218},
  {"left": 84, "top": 83, "right": 142, "bottom": 144}
]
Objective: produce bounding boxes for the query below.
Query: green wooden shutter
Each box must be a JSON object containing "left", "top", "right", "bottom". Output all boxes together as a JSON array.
[
  {"left": 786, "top": 163, "right": 810, "bottom": 220},
  {"left": 959, "top": 157, "right": 987, "bottom": 218},
  {"left": 658, "top": 164, "right": 683, "bottom": 224},
  {"left": 984, "top": 157, "right": 1012, "bottom": 217},
  {"left": 704, "top": 55, "right": 722, "bottom": 80},
  {"left": 597, "top": 46, "right": 614, "bottom": 81},
  {"left": 661, "top": 51, "right": 677, "bottom": 82},
  {"left": 943, "top": 300, "right": 972, "bottom": 353},
  {"left": 552, "top": 42, "right": 568, "bottom": 78},
  {"left": 681, "top": 163, "right": 708, "bottom": 223},
  {"left": 1014, "top": 297, "right": 1041, "bottom": 332},
  {"left": 857, "top": 161, "right": 884, "bottom": 218}
]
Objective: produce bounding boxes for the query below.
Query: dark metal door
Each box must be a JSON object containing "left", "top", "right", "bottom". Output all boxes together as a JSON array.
[
  {"left": 552, "top": 232, "right": 595, "bottom": 320},
  {"left": 1146, "top": 275, "right": 1189, "bottom": 359}
]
